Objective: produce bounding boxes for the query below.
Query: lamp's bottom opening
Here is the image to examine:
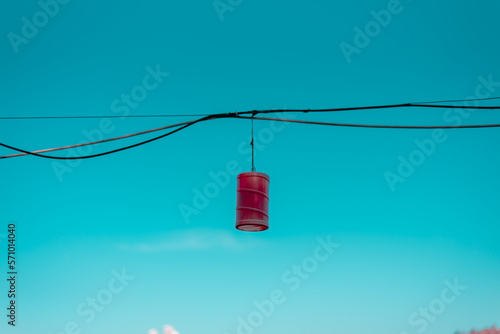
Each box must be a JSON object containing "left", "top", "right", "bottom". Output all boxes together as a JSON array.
[{"left": 236, "top": 224, "right": 268, "bottom": 232}]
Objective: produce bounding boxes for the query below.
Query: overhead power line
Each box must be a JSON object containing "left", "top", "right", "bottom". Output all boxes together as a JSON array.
[
  {"left": 412, "top": 96, "right": 500, "bottom": 104},
  {"left": 1, "top": 96, "right": 500, "bottom": 120},
  {"left": 0, "top": 120, "right": 199, "bottom": 159},
  {"left": 0, "top": 115, "right": 225, "bottom": 160},
  {"left": 0, "top": 114, "right": 210, "bottom": 120},
  {"left": 239, "top": 116, "right": 500, "bottom": 129},
  {"left": 2, "top": 98, "right": 500, "bottom": 160}
]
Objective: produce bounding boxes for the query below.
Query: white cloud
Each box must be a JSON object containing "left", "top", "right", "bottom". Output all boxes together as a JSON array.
[
  {"left": 118, "top": 228, "right": 268, "bottom": 253},
  {"left": 163, "top": 325, "right": 179, "bottom": 334},
  {"left": 148, "top": 325, "right": 179, "bottom": 334}
]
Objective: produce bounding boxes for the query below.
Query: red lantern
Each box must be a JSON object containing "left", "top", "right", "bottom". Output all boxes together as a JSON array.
[{"left": 235, "top": 172, "right": 270, "bottom": 232}]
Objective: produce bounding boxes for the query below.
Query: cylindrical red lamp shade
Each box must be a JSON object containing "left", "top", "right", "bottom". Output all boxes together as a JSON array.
[{"left": 235, "top": 172, "right": 270, "bottom": 232}]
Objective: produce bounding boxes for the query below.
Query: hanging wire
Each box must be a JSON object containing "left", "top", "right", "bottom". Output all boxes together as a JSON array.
[
  {"left": 0, "top": 120, "right": 197, "bottom": 159},
  {"left": 413, "top": 96, "right": 500, "bottom": 104},
  {"left": 0, "top": 114, "right": 210, "bottom": 120},
  {"left": 0, "top": 115, "right": 220, "bottom": 160},
  {"left": 1, "top": 96, "right": 500, "bottom": 120},
  {"left": 2, "top": 98, "right": 500, "bottom": 160},
  {"left": 237, "top": 115, "right": 500, "bottom": 129},
  {"left": 3, "top": 113, "right": 500, "bottom": 161}
]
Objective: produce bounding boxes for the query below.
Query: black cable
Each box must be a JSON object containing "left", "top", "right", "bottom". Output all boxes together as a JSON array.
[
  {"left": 1, "top": 96, "right": 499, "bottom": 120},
  {"left": 3, "top": 99, "right": 500, "bottom": 160},
  {"left": 234, "top": 103, "right": 500, "bottom": 118},
  {"left": 413, "top": 96, "right": 500, "bottom": 104},
  {"left": 0, "top": 120, "right": 197, "bottom": 159},
  {"left": 0, "top": 124, "right": 190, "bottom": 159},
  {"left": 0, "top": 114, "right": 210, "bottom": 120},
  {"left": 238, "top": 115, "right": 500, "bottom": 129},
  {"left": 0, "top": 115, "right": 220, "bottom": 160},
  {"left": 3, "top": 113, "right": 500, "bottom": 161}
]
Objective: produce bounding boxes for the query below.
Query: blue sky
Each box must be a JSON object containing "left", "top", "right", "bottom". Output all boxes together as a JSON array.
[{"left": 0, "top": 0, "right": 499, "bottom": 333}]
